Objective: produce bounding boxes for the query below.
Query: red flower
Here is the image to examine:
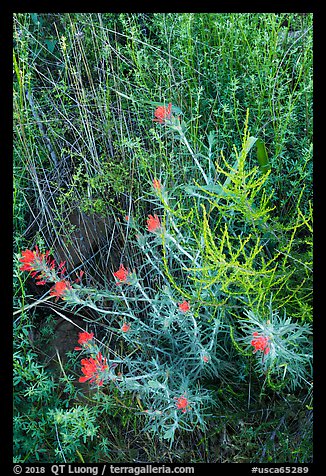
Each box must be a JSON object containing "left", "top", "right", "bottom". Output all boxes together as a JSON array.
[
  {"left": 19, "top": 247, "right": 63, "bottom": 285},
  {"left": 75, "top": 331, "right": 94, "bottom": 350},
  {"left": 178, "top": 300, "right": 190, "bottom": 313},
  {"left": 121, "top": 323, "right": 130, "bottom": 332},
  {"left": 20, "top": 247, "right": 54, "bottom": 271},
  {"left": 74, "top": 269, "right": 84, "bottom": 284},
  {"left": 19, "top": 249, "right": 40, "bottom": 272},
  {"left": 202, "top": 354, "right": 210, "bottom": 363},
  {"left": 79, "top": 357, "right": 97, "bottom": 383},
  {"left": 153, "top": 103, "right": 172, "bottom": 124},
  {"left": 251, "top": 332, "right": 270, "bottom": 355},
  {"left": 79, "top": 352, "right": 108, "bottom": 386},
  {"left": 147, "top": 214, "right": 161, "bottom": 233},
  {"left": 50, "top": 280, "right": 72, "bottom": 300},
  {"left": 113, "top": 264, "right": 129, "bottom": 284},
  {"left": 152, "top": 178, "right": 162, "bottom": 191},
  {"left": 175, "top": 395, "right": 189, "bottom": 413},
  {"left": 58, "top": 260, "right": 67, "bottom": 277}
]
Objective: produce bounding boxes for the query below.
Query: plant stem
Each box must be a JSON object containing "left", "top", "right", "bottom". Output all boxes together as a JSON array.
[{"left": 177, "top": 124, "right": 209, "bottom": 185}]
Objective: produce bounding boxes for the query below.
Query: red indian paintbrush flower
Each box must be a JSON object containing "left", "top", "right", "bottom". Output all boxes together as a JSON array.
[
  {"left": 175, "top": 395, "right": 189, "bottom": 413},
  {"left": 202, "top": 354, "right": 210, "bottom": 363},
  {"left": 251, "top": 332, "right": 270, "bottom": 355},
  {"left": 178, "top": 300, "right": 190, "bottom": 313},
  {"left": 19, "top": 247, "right": 55, "bottom": 272},
  {"left": 74, "top": 269, "right": 84, "bottom": 284},
  {"left": 121, "top": 323, "right": 130, "bottom": 332},
  {"left": 49, "top": 280, "right": 72, "bottom": 300},
  {"left": 20, "top": 246, "right": 81, "bottom": 301},
  {"left": 19, "top": 246, "right": 80, "bottom": 289},
  {"left": 153, "top": 103, "right": 172, "bottom": 124},
  {"left": 57, "top": 260, "right": 67, "bottom": 277},
  {"left": 152, "top": 178, "right": 162, "bottom": 191},
  {"left": 75, "top": 331, "right": 94, "bottom": 350},
  {"left": 79, "top": 357, "right": 97, "bottom": 383},
  {"left": 19, "top": 249, "right": 41, "bottom": 272},
  {"left": 79, "top": 351, "right": 108, "bottom": 386},
  {"left": 113, "top": 264, "right": 129, "bottom": 284},
  {"left": 147, "top": 214, "right": 161, "bottom": 232},
  {"left": 19, "top": 246, "right": 57, "bottom": 284}
]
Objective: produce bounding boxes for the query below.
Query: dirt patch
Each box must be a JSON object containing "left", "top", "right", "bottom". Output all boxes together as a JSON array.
[{"left": 37, "top": 316, "right": 85, "bottom": 368}]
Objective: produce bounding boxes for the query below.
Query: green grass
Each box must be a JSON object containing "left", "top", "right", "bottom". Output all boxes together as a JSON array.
[{"left": 13, "top": 13, "right": 313, "bottom": 463}]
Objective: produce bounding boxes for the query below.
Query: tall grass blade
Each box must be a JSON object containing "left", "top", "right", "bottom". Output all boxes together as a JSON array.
[{"left": 256, "top": 138, "right": 271, "bottom": 173}]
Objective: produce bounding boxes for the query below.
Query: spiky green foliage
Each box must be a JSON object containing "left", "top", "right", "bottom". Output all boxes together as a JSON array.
[{"left": 233, "top": 306, "right": 312, "bottom": 390}]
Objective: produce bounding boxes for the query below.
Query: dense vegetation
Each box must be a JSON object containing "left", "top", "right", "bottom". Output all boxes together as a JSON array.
[{"left": 13, "top": 13, "right": 313, "bottom": 463}]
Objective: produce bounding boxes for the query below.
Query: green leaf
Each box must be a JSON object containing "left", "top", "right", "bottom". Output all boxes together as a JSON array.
[
  {"left": 184, "top": 184, "right": 225, "bottom": 199},
  {"left": 171, "top": 105, "right": 183, "bottom": 115},
  {"left": 163, "top": 427, "right": 175, "bottom": 441},
  {"left": 76, "top": 449, "right": 85, "bottom": 463},
  {"left": 207, "top": 130, "right": 217, "bottom": 148},
  {"left": 31, "top": 13, "right": 43, "bottom": 28},
  {"left": 256, "top": 138, "right": 271, "bottom": 173},
  {"left": 244, "top": 136, "right": 258, "bottom": 155},
  {"left": 44, "top": 39, "right": 57, "bottom": 54},
  {"left": 147, "top": 380, "right": 163, "bottom": 389}
]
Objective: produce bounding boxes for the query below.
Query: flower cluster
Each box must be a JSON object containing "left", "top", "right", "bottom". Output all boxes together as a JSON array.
[
  {"left": 74, "top": 331, "right": 111, "bottom": 386},
  {"left": 79, "top": 352, "right": 109, "bottom": 386},
  {"left": 19, "top": 246, "right": 59, "bottom": 284},
  {"left": 50, "top": 280, "right": 72, "bottom": 300},
  {"left": 251, "top": 332, "right": 271, "bottom": 355},
  {"left": 175, "top": 395, "right": 190, "bottom": 413},
  {"left": 113, "top": 264, "right": 130, "bottom": 284},
  {"left": 178, "top": 300, "right": 190, "bottom": 313},
  {"left": 147, "top": 214, "right": 161, "bottom": 233},
  {"left": 74, "top": 331, "right": 94, "bottom": 351},
  {"left": 121, "top": 323, "right": 130, "bottom": 332},
  {"left": 152, "top": 178, "right": 162, "bottom": 191},
  {"left": 153, "top": 102, "right": 183, "bottom": 134},
  {"left": 153, "top": 103, "right": 172, "bottom": 124},
  {"left": 19, "top": 246, "right": 83, "bottom": 301},
  {"left": 113, "top": 264, "right": 137, "bottom": 286}
]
